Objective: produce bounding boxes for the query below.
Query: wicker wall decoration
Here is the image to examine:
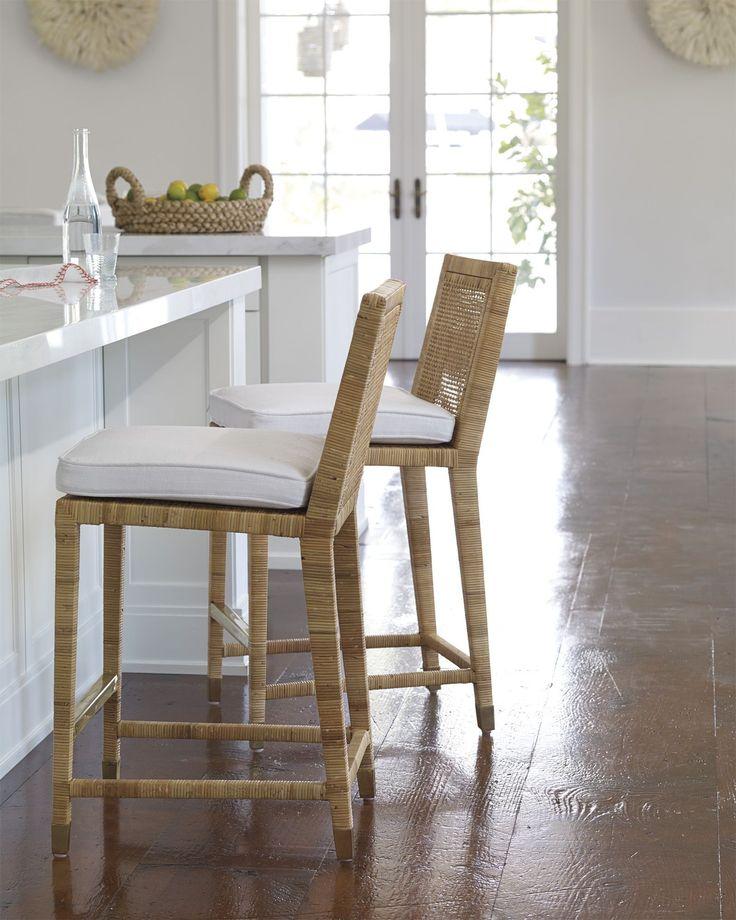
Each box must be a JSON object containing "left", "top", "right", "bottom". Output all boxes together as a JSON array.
[
  {"left": 647, "top": 0, "right": 736, "bottom": 66},
  {"left": 26, "top": 0, "right": 159, "bottom": 72}
]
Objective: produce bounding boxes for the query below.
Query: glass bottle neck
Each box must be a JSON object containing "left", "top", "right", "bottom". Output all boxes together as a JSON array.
[{"left": 72, "top": 129, "right": 90, "bottom": 177}]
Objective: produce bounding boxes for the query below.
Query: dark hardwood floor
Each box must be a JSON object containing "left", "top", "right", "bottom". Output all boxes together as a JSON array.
[{"left": 1, "top": 362, "right": 734, "bottom": 919}]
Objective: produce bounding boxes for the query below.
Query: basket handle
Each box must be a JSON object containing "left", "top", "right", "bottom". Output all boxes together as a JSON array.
[
  {"left": 106, "top": 166, "right": 145, "bottom": 206},
  {"left": 239, "top": 164, "right": 273, "bottom": 201}
]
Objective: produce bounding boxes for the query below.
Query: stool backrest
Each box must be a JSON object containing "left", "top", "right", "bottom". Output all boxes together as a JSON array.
[
  {"left": 412, "top": 255, "right": 517, "bottom": 458},
  {"left": 307, "top": 279, "right": 405, "bottom": 534}
]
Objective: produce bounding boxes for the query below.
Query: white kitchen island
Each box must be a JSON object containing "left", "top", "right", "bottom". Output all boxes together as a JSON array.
[
  {"left": 0, "top": 227, "right": 370, "bottom": 387},
  {"left": 0, "top": 263, "right": 261, "bottom": 777}
]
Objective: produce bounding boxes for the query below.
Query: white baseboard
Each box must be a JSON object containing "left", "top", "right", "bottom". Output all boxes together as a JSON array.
[
  {"left": 122, "top": 606, "right": 248, "bottom": 675},
  {"left": 588, "top": 306, "right": 736, "bottom": 365}
]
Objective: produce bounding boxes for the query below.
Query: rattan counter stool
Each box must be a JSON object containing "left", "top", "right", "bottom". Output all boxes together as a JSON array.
[
  {"left": 208, "top": 256, "right": 517, "bottom": 734},
  {"left": 50, "top": 280, "right": 404, "bottom": 863}
]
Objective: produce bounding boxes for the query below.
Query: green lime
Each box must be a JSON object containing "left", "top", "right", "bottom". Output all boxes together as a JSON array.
[
  {"left": 167, "top": 180, "right": 187, "bottom": 201},
  {"left": 229, "top": 187, "right": 246, "bottom": 201},
  {"left": 126, "top": 188, "right": 135, "bottom": 202},
  {"left": 187, "top": 183, "right": 202, "bottom": 194},
  {"left": 185, "top": 189, "right": 199, "bottom": 201}
]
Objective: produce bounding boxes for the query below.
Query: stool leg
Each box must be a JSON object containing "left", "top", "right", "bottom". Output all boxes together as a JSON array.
[
  {"left": 301, "top": 535, "right": 353, "bottom": 861},
  {"left": 102, "top": 525, "right": 125, "bottom": 780},
  {"left": 248, "top": 534, "right": 268, "bottom": 751},
  {"left": 334, "top": 511, "right": 375, "bottom": 800},
  {"left": 51, "top": 511, "right": 80, "bottom": 856},
  {"left": 449, "top": 465, "right": 494, "bottom": 733},
  {"left": 208, "top": 531, "right": 227, "bottom": 703},
  {"left": 401, "top": 467, "right": 441, "bottom": 683}
]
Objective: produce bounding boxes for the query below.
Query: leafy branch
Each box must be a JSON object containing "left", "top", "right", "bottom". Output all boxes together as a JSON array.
[{"left": 494, "top": 51, "right": 557, "bottom": 289}]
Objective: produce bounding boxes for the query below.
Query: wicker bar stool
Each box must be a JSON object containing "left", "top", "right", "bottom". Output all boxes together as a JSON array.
[
  {"left": 208, "top": 256, "right": 517, "bottom": 733},
  {"left": 50, "top": 280, "right": 404, "bottom": 862}
]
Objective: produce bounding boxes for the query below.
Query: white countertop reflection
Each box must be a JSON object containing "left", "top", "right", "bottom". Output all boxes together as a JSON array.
[{"left": 0, "top": 262, "right": 261, "bottom": 382}]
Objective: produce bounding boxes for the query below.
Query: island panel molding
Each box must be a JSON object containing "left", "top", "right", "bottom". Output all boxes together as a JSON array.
[
  {"left": 26, "top": 0, "right": 159, "bottom": 71},
  {"left": 647, "top": 0, "right": 736, "bottom": 66}
]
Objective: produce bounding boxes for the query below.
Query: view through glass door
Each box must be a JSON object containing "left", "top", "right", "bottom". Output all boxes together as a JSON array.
[{"left": 254, "top": 0, "right": 560, "bottom": 359}]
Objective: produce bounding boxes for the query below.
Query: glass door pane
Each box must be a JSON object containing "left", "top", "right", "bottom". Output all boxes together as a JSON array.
[
  {"left": 425, "top": 1, "right": 558, "bottom": 338},
  {"left": 259, "top": 2, "right": 392, "bottom": 295}
]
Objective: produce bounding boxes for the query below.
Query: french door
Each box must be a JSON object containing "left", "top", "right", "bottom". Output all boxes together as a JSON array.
[{"left": 253, "top": 0, "right": 562, "bottom": 359}]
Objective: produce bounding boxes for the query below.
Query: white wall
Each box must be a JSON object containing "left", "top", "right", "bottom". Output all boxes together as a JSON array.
[
  {"left": 0, "top": 0, "right": 221, "bottom": 210},
  {"left": 587, "top": 0, "right": 736, "bottom": 364}
]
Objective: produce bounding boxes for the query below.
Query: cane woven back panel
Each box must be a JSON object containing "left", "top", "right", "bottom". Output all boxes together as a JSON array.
[{"left": 412, "top": 255, "right": 517, "bottom": 457}]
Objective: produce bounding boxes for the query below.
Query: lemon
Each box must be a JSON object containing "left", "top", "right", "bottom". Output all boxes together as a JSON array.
[
  {"left": 199, "top": 183, "right": 219, "bottom": 202},
  {"left": 167, "top": 180, "right": 188, "bottom": 201},
  {"left": 229, "top": 187, "right": 246, "bottom": 201},
  {"left": 145, "top": 197, "right": 158, "bottom": 204}
]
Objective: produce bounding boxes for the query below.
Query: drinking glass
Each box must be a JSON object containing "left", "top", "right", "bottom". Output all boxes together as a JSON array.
[{"left": 83, "top": 232, "right": 120, "bottom": 281}]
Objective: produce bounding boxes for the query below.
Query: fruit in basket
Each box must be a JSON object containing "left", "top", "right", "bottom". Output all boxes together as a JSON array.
[
  {"left": 199, "top": 183, "right": 219, "bottom": 202},
  {"left": 145, "top": 197, "right": 158, "bottom": 204},
  {"left": 187, "top": 183, "right": 202, "bottom": 195},
  {"left": 126, "top": 188, "right": 135, "bottom": 202},
  {"left": 185, "top": 189, "right": 199, "bottom": 201},
  {"left": 167, "top": 180, "right": 188, "bottom": 201},
  {"left": 229, "top": 187, "right": 246, "bottom": 201}
]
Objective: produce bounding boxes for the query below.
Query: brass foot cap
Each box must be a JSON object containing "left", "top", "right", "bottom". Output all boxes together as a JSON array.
[
  {"left": 476, "top": 704, "right": 495, "bottom": 734},
  {"left": 51, "top": 824, "right": 71, "bottom": 856},
  {"left": 358, "top": 770, "right": 376, "bottom": 800},
  {"left": 101, "top": 761, "right": 120, "bottom": 780},
  {"left": 208, "top": 678, "right": 222, "bottom": 704},
  {"left": 333, "top": 827, "right": 354, "bottom": 862}
]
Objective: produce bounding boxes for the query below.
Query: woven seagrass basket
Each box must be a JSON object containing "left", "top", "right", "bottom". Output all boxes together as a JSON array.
[{"left": 106, "top": 165, "right": 273, "bottom": 234}]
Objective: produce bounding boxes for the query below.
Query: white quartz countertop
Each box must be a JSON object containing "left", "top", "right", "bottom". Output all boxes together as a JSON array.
[
  {"left": 0, "top": 263, "right": 261, "bottom": 382},
  {"left": 0, "top": 227, "right": 370, "bottom": 258}
]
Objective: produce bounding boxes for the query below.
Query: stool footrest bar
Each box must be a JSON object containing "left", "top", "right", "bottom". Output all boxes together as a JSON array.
[
  {"left": 265, "top": 669, "right": 474, "bottom": 700},
  {"left": 69, "top": 778, "right": 326, "bottom": 801},
  {"left": 423, "top": 635, "right": 472, "bottom": 669},
  {"left": 118, "top": 720, "right": 321, "bottom": 743},
  {"left": 265, "top": 677, "right": 345, "bottom": 700},
  {"left": 366, "top": 632, "right": 422, "bottom": 649},
  {"left": 74, "top": 673, "right": 118, "bottom": 737},
  {"left": 369, "top": 668, "right": 473, "bottom": 690},
  {"left": 224, "top": 633, "right": 430, "bottom": 658}
]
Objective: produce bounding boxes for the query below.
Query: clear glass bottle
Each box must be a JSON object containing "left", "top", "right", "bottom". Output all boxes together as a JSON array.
[{"left": 62, "top": 128, "right": 101, "bottom": 264}]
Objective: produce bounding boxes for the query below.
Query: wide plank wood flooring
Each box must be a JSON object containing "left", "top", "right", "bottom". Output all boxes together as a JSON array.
[{"left": 1, "top": 362, "right": 734, "bottom": 919}]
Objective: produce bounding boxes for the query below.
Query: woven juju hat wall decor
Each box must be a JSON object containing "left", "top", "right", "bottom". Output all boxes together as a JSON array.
[
  {"left": 647, "top": 0, "right": 736, "bottom": 66},
  {"left": 26, "top": 0, "right": 160, "bottom": 71}
]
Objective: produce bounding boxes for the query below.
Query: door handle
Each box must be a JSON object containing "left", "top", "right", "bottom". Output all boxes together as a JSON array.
[
  {"left": 389, "top": 178, "right": 401, "bottom": 219},
  {"left": 414, "top": 178, "right": 425, "bottom": 219}
]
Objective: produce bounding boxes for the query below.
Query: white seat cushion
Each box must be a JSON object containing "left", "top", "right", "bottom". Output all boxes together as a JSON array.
[
  {"left": 209, "top": 383, "right": 455, "bottom": 445},
  {"left": 57, "top": 426, "right": 325, "bottom": 509}
]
